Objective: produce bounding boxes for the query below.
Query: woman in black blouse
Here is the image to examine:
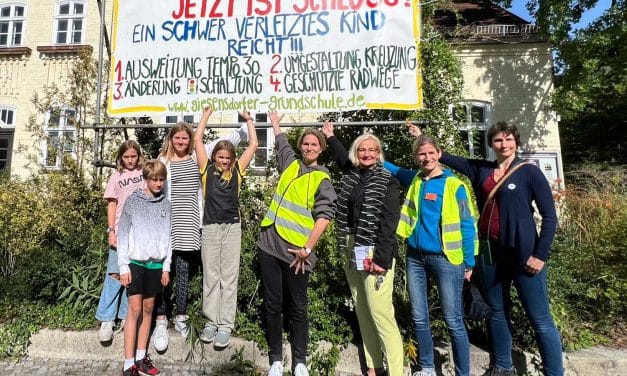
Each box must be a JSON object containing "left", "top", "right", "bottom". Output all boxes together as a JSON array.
[{"left": 322, "top": 122, "right": 404, "bottom": 376}]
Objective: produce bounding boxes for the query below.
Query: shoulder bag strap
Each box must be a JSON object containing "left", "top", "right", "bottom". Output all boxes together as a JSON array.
[{"left": 480, "top": 161, "right": 533, "bottom": 218}]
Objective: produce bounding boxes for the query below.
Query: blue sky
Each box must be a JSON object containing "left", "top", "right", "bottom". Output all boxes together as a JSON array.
[{"left": 507, "top": 0, "right": 612, "bottom": 30}]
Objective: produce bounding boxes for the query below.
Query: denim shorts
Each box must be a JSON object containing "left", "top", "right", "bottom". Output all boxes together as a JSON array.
[{"left": 106, "top": 248, "right": 120, "bottom": 274}]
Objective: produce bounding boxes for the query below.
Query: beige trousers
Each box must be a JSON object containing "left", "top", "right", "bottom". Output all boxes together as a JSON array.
[{"left": 201, "top": 222, "right": 241, "bottom": 329}]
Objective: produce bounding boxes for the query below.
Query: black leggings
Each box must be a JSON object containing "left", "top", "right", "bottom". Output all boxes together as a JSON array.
[{"left": 156, "top": 250, "right": 201, "bottom": 317}]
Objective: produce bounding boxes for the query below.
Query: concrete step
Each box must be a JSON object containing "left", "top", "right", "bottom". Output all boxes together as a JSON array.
[{"left": 26, "top": 328, "right": 627, "bottom": 375}]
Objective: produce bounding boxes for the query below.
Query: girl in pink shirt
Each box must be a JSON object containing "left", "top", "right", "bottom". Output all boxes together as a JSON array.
[{"left": 96, "top": 140, "right": 145, "bottom": 342}]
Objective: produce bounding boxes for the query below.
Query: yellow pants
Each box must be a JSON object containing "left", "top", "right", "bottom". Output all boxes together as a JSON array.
[{"left": 343, "top": 240, "right": 404, "bottom": 376}]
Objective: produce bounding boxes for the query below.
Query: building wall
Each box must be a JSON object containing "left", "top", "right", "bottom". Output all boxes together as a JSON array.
[
  {"left": 455, "top": 41, "right": 564, "bottom": 187},
  {"left": 0, "top": 0, "right": 102, "bottom": 178},
  {"left": 455, "top": 42, "right": 561, "bottom": 152}
]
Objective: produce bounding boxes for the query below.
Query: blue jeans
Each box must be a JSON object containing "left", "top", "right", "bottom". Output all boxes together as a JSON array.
[
  {"left": 479, "top": 250, "right": 564, "bottom": 376},
  {"left": 95, "top": 248, "right": 128, "bottom": 321},
  {"left": 407, "top": 251, "right": 470, "bottom": 376}
]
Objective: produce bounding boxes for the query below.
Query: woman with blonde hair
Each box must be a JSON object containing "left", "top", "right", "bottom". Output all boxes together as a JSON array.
[
  {"left": 385, "top": 132, "right": 477, "bottom": 376},
  {"left": 321, "top": 123, "right": 403, "bottom": 376}
]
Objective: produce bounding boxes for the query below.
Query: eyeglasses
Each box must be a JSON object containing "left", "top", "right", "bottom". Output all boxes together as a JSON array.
[{"left": 357, "top": 148, "right": 379, "bottom": 153}]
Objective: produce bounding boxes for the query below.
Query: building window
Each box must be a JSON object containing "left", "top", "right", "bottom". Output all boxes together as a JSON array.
[
  {"left": 43, "top": 107, "right": 76, "bottom": 168},
  {"left": 164, "top": 114, "right": 195, "bottom": 124},
  {"left": 0, "top": 129, "right": 14, "bottom": 171},
  {"left": 0, "top": 106, "right": 16, "bottom": 172},
  {"left": 453, "top": 101, "right": 492, "bottom": 159},
  {"left": 237, "top": 112, "right": 272, "bottom": 170},
  {"left": 0, "top": 107, "right": 15, "bottom": 127},
  {"left": 0, "top": 4, "right": 26, "bottom": 47},
  {"left": 54, "top": 0, "right": 86, "bottom": 44}
]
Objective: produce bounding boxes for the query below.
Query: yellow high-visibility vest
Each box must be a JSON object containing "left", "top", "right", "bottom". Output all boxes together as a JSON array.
[
  {"left": 261, "top": 160, "right": 330, "bottom": 247},
  {"left": 397, "top": 175, "right": 479, "bottom": 265}
]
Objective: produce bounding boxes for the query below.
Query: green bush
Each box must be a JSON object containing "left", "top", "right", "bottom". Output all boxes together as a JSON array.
[
  {"left": 548, "top": 166, "right": 627, "bottom": 350},
  {"left": 0, "top": 164, "right": 105, "bottom": 303}
]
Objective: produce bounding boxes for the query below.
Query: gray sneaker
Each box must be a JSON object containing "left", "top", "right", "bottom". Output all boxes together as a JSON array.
[
  {"left": 214, "top": 328, "right": 231, "bottom": 348},
  {"left": 199, "top": 324, "right": 217, "bottom": 343}
]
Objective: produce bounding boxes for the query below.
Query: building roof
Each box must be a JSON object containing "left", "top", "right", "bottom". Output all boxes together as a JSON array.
[{"left": 433, "top": 0, "right": 546, "bottom": 43}]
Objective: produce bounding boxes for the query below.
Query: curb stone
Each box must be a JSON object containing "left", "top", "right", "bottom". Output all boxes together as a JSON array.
[{"left": 19, "top": 329, "right": 627, "bottom": 375}]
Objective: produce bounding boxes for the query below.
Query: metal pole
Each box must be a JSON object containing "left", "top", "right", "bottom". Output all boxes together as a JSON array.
[
  {"left": 93, "top": 0, "right": 106, "bottom": 168},
  {"left": 84, "top": 119, "right": 432, "bottom": 130}
]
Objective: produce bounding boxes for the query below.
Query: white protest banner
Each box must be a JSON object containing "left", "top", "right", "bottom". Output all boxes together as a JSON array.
[{"left": 107, "top": 0, "right": 422, "bottom": 116}]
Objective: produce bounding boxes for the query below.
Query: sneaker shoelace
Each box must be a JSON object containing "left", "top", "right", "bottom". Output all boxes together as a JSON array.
[{"left": 155, "top": 324, "right": 167, "bottom": 337}]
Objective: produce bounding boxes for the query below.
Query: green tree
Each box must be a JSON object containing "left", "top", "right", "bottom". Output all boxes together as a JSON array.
[{"left": 552, "top": 2, "right": 626, "bottom": 164}]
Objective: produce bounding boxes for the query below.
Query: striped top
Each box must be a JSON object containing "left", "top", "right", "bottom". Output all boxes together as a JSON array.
[{"left": 169, "top": 158, "right": 201, "bottom": 252}]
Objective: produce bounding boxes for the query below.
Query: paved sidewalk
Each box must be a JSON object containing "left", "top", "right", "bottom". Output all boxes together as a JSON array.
[
  {"left": 0, "top": 328, "right": 624, "bottom": 375},
  {"left": 0, "top": 357, "right": 210, "bottom": 376}
]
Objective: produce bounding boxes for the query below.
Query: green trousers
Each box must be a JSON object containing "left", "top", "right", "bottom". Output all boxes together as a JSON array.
[{"left": 343, "top": 237, "right": 404, "bottom": 375}]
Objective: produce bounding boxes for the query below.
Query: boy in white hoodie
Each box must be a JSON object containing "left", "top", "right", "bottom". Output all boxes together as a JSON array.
[{"left": 118, "top": 160, "right": 172, "bottom": 376}]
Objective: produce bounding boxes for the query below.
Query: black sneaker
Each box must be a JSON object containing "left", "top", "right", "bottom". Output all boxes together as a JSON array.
[
  {"left": 482, "top": 366, "right": 515, "bottom": 376},
  {"left": 136, "top": 354, "right": 160, "bottom": 376},
  {"left": 121, "top": 364, "right": 140, "bottom": 376}
]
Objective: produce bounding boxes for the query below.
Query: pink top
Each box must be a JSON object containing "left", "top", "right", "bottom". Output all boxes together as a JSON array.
[{"left": 103, "top": 169, "right": 144, "bottom": 231}]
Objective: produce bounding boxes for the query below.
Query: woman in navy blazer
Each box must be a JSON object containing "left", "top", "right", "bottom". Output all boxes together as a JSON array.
[{"left": 408, "top": 121, "right": 563, "bottom": 376}]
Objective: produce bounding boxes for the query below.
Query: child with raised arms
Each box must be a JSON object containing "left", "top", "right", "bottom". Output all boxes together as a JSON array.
[{"left": 194, "top": 105, "right": 258, "bottom": 348}]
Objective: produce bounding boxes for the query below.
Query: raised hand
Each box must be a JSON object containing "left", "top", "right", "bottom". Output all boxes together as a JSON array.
[
  {"left": 321, "top": 122, "right": 334, "bottom": 138},
  {"left": 269, "top": 111, "right": 284, "bottom": 125},
  {"left": 406, "top": 120, "right": 422, "bottom": 138}
]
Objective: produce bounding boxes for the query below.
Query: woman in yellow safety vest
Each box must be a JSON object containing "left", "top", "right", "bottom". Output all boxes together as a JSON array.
[
  {"left": 386, "top": 134, "right": 477, "bottom": 376},
  {"left": 257, "top": 112, "right": 337, "bottom": 376}
]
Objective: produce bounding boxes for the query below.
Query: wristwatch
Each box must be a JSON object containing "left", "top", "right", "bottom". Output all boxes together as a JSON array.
[
  {"left": 106, "top": 227, "right": 115, "bottom": 233},
  {"left": 304, "top": 247, "right": 312, "bottom": 255}
]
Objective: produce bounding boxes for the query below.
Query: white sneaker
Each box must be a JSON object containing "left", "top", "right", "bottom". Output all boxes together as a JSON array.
[
  {"left": 268, "top": 361, "right": 283, "bottom": 376},
  {"left": 174, "top": 315, "right": 189, "bottom": 338},
  {"left": 153, "top": 319, "right": 169, "bottom": 351},
  {"left": 98, "top": 321, "right": 114, "bottom": 342},
  {"left": 413, "top": 370, "right": 437, "bottom": 376},
  {"left": 114, "top": 319, "right": 125, "bottom": 335},
  {"left": 293, "top": 363, "right": 309, "bottom": 376}
]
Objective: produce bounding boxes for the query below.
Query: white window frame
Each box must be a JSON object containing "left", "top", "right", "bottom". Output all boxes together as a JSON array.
[
  {"left": 0, "top": 3, "right": 26, "bottom": 47},
  {"left": 42, "top": 107, "right": 77, "bottom": 169},
  {"left": 53, "top": 0, "right": 86, "bottom": 45},
  {"left": 0, "top": 106, "right": 16, "bottom": 128},
  {"left": 452, "top": 100, "right": 493, "bottom": 159},
  {"left": 234, "top": 112, "right": 273, "bottom": 171}
]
